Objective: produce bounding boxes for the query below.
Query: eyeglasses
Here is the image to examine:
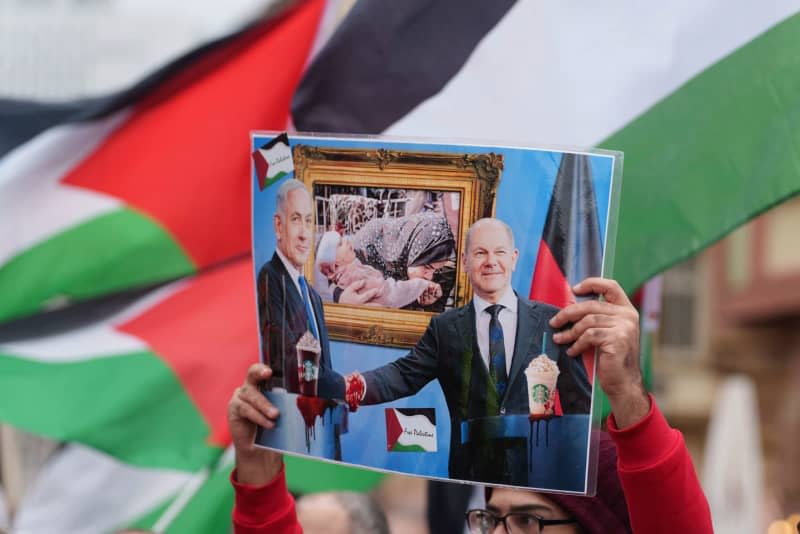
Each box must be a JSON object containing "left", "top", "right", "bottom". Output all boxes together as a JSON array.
[{"left": 465, "top": 509, "right": 578, "bottom": 534}]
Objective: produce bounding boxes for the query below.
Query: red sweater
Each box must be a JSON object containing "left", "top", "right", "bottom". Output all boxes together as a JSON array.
[
  {"left": 231, "top": 399, "right": 713, "bottom": 533},
  {"left": 608, "top": 397, "right": 713, "bottom": 533},
  {"left": 231, "top": 465, "right": 302, "bottom": 534}
]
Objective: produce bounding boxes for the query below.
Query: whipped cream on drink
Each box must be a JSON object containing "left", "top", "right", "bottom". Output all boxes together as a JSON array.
[
  {"left": 297, "top": 331, "right": 321, "bottom": 353},
  {"left": 528, "top": 354, "right": 559, "bottom": 374},
  {"left": 297, "top": 331, "right": 322, "bottom": 395}
]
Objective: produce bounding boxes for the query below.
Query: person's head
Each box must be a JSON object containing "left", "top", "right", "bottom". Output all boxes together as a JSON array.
[
  {"left": 296, "top": 491, "right": 390, "bottom": 534},
  {"left": 274, "top": 179, "right": 313, "bottom": 270},
  {"left": 315, "top": 231, "right": 355, "bottom": 280},
  {"left": 405, "top": 213, "right": 455, "bottom": 280},
  {"left": 407, "top": 259, "right": 449, "bottom": 281},
  {"left": 473, "top": 488, "right": 580, "bottom": 533},
  {"left": 476, "top": 434, "right": 631, "bottom": 534},
  {"left": 462, "top": 218, "right": 519, "bottom": 303}
]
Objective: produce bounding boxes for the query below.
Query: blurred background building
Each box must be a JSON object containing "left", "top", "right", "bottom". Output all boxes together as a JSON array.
[{"left": 657, "top": 195, "right": 800, "bottom": 527}]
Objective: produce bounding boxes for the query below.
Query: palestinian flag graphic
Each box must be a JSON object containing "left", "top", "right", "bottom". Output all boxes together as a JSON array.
[
  {"left": 0, "top": 0, "right": 325, "bottom": 324},
  {"left": 252, "top": 132, "right": 293, "bottom": 190},
  {"left": 293, "top": 0, "right": 800, "bottom": 293},
  {"left": 385, "top": 408, "right": 437, "bottom": 453},
  {"left": 0, "top": 259, "right": 257, "bottom": 471}
]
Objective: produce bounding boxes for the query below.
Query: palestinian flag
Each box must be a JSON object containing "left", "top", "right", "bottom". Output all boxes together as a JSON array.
[
  {"left": 12, "top": 443, "right": 194, "bottom": 533},
  {"left": 0, "top": 0, "right": 326, "bottom": 324},
  {"left": 0, "top": 259, "right": 257, "bottom": 471},
  {"left": 11, "top": 442, "right": 383, "bottom": 533},
  {"left": 252, "top": 132, "right": 294, "bottom": 190},
  {"left": 293, "top": 0, "right": 800, "bottom": 293},
  {"left": 385, "top": 408, "right": 437, "bottom": 453}
]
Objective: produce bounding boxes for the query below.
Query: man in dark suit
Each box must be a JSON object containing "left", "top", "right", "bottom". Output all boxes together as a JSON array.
[
  {"left": 257, "top": 179, "right": 376, "bottom": 397},
  {"left": 344, "top": 218, "right": 592, "bottom": 483}
]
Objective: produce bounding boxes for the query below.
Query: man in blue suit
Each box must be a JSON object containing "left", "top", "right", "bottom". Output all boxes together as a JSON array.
[
  {"left": 257, "top": 179, "right": 375, "bottom": 397},
  {"left": 344, "top": 218, "right": 592, "bottom": 483}
]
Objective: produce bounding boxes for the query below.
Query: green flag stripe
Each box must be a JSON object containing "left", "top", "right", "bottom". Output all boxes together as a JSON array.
[
  {"left": 161, "top": 466, "right": 235, "bottom": 534},
  {"left": 127, "top": 496, "right": 177, "bottom": 532},
  {"left": 0, "top": 352, "right": 218, "bottom": 471},
  {"left": 390, "top": 443, "right": 428, "bottom": 452},
  {"left": 0, "top": 208, "right": 196, "bottom": 323},
  {"left": 605, "top": 12, "right": 800, "bottom": 292},
  {"left": 285, "top": 455, "right": 385, "bottom": 494}
]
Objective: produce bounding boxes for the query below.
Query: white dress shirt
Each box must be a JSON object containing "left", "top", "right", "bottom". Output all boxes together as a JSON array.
[
  {"left": 275, "top": 248, "right": 319, "bottom": 329},
  {"left": 473, "top": 287, "right": 518, "bottom": 375}
]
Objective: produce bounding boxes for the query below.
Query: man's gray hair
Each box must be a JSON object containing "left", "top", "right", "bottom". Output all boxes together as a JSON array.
[
  {"left": 464, "top": 217, "right": 515, "bottom": 251},
  {"left": 332, "top": 492, "right": 390, "bottom": 534},
  {"left": 275, "top": 179, "right": 309, "bottom": 219}
]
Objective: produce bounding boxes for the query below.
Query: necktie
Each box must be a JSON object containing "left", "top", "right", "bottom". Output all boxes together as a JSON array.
[
  {"left": 486, "top": 304, "right": 508, "bottom": 398},
  {"left": 298, "top": 276, "right": 319, "bottom": 339}
]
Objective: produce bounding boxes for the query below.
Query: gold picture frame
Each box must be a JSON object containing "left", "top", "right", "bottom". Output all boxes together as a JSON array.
[{"left": 295, "top": 144, "right": 503, "bottom": 347}]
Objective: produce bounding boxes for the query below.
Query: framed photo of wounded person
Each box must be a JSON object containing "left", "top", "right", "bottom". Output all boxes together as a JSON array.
[{"left": 250, "top": 131, "right": 622, "bottom": 496}]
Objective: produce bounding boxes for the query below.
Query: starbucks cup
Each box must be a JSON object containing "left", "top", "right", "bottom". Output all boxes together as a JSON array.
[
  {"left": 524, "top": 365, "right": 559, "bottom": 419},
  {"left": 296, "top": 345, "right": 321, "bottom": 396},
  {"left": 296, "top": 331, "right": 322, "bottom": 397}
]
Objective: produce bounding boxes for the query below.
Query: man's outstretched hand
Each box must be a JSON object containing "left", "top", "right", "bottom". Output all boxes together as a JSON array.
[
  {"left": 344, "top": 371, "right": 366, "bottom": 412},
  {"left": 550, "top": 277, "right": 650, "bottom": 429},
  {"left": 228, "top": 363, "right": 282, "bottom": 485}
]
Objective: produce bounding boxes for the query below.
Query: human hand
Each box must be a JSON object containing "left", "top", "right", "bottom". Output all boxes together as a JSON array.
[
  {"left": 549, "top": 277, "right": 649, "bottom": 428},
  {"left": 339, "top": 279, "right": 381, "bottom": 305},
  {"left": 344, "top": 371, "right": 366, "bottom": 412},
  {"left": 228, "top": 363, "right": 283, "bottom": 485},
  {"left": 417, "top": 281, "right": 443, "bottom": 305}
]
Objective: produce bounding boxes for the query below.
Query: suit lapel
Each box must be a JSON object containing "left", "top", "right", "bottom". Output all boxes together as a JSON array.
[
  {"left": 506, "top": 298, "right": 549, "bottom": 395},
  {"left": 454, "top": 302, "right": 489, "bottom": 418},
  {"left": 454, "top": 303, "right": 482, "bottom": 374},
  {"left": 271, "top": 253, "right": 306, "bottom": 323}
]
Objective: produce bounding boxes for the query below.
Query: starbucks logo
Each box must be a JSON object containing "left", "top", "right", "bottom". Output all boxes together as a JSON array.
[
  {"left": 531, "top": 384, "right": 551, "bottom": 403},
  {"left": 302, "top": 360, "right": 317, "bottom": 381}
]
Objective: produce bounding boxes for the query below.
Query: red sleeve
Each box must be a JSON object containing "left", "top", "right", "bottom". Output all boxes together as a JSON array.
[
  {"left": 608, "top": 396, "right": 713, "bottom": 534},
  {"left": 230, "top": 465, "right": 303, "bottom": 534}
]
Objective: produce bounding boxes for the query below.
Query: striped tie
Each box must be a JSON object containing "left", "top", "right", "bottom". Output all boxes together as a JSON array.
[{"left": 486, "top": 304, "right": 508, "bottom": 398}]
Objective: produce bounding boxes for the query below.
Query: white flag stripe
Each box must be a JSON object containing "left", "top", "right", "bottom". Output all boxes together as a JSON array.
[
  {"left": 12, "top": 443, "right": 192, "bottom": 534},
  {"left": 395, "top": 412, "right": 437, "bottom": 452},
  {"left": 0, "top": 109, "right": 130, "bottom": 265},
  {"left": 0, "top": 279, "right": 185, "bottom": 362},
  {"left": 259, "top": 142, "right": 293, "bottom": 179},
  {"left": 0, "top": 324, "right": 146, "bottom": 363},
  {"left": 702, "top": 376, "right": 764, "bottom": 534},
  {"left": 0, "top": 484, "right": 8, "bottom": 532},
  {"left": 388, "top": 0, "right": 798, "bottom": 146}
]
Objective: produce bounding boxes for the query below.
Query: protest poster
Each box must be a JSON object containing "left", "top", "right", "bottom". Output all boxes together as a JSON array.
[{"left": 251, "top": 132, "right": 621, "bottom": 494}]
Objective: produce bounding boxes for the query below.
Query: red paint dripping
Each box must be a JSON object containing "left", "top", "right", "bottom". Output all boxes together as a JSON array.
[{"left": 296, "top": 396, "right": 335, "bottom": 453}]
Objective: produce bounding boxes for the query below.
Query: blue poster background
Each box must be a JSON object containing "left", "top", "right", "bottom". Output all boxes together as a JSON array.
[{"left": 251, "top": 133, "right": 615, "bottom": 486}]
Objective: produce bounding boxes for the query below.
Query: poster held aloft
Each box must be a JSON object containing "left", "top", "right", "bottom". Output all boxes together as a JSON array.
[{"left": 250, "top": 131, "right": 622, "bottom": 495}]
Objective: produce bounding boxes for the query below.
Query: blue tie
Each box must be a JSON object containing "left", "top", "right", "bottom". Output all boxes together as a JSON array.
[
  {"left": 486, "top": 304, "right": 508, "bottom": 398},
  {"left": 298, "top": 276, "right": 319, "bottom": 339}
]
